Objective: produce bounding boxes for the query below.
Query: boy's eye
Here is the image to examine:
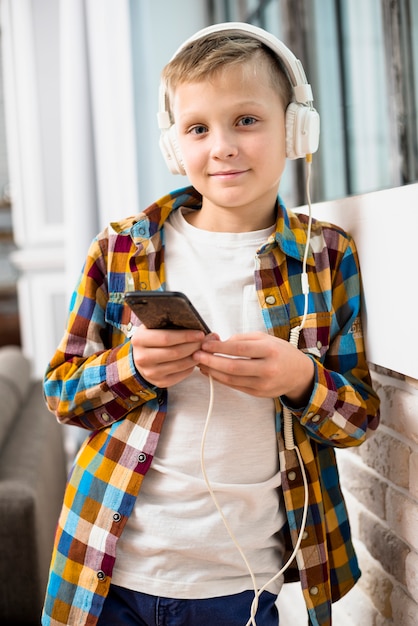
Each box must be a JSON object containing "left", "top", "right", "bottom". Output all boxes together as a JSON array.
[
  {"left": 238, "top": 116, "right": 257, "bottom": 126},
  {"left": 189, "top": 125, "right": 208, "bottom": 135}
]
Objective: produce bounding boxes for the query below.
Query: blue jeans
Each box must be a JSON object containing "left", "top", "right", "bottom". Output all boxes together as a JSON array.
[{"left": 96, "top": 585, "right": 279, "bottom": 626}]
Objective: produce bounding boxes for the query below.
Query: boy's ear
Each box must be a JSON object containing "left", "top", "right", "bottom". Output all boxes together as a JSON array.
[
  {"left": 285, "top": 102, "right": 320, "bottom": 160},
  {"left": 159, "top": 124, "right": 186, "bottom": 175}
]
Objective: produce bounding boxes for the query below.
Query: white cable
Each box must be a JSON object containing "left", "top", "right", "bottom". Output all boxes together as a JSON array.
[
  {"left": 200, "top": 375, "right": 260, "bottom": 625},
  {"left": 200, "top": 156, "right": 314, "bottom": 625},
  {"left": 246, "top": 446, "right": 309, "bottom": 626},
  {"left": 299, "top": 155, "right": 313, "bottom": 329},
  {"left": 284, "top": 155, "right": 312, "bottom": 452},
  {"left": 200, "top": 377, "right": 309, "bottom": 626}
]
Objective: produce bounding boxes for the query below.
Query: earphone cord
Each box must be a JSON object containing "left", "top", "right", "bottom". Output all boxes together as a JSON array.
[
  {"left": 200, "top": 375, "right": 260, "bottom": 626},
  {"left": 200, "top": 155, "right": 313, "bottom": 626},
  {"left": 283, "top": 153, "right": 312, "bottom": 451},
  {"left": 200, "top": 378, "right": 309, "bottom": 626}
]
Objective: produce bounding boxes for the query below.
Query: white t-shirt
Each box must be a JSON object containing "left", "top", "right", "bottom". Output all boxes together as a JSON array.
[{"left": 112, "top": 208, "right": 286, "bottom": 598}]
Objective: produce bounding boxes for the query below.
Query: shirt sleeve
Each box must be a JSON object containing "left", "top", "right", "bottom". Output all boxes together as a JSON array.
[
  {"left": 43, "top": 232, "right": 158, "bottom": 430},
  {"left": 283, "top": 234, "right": 380, "bottom": 447}
]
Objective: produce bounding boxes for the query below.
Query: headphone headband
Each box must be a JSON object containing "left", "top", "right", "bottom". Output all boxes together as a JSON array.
[
  {"left": 158, "top": 22, "right": 320, "bottom": 173},
  {"left": 169, "top": 22, "right": 314, "bottom": 104}
]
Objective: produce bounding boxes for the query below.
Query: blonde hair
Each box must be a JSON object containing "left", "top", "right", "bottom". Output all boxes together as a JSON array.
[{"left": 161, "top": 31, "right": 294, "bottom": 115}]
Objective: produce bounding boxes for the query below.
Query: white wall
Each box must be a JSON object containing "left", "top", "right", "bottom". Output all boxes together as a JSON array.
[
  {"left": 298, "top": 183, "right": 418, "bottom": 380},
  {"left": 132, "top": 0, "right": 209, "bottom": 208},
  {"left": 1, "top": 0, "right": 208, "bottom": 379}
]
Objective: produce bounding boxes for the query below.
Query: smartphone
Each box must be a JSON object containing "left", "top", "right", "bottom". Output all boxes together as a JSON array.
[{"left": 124, "top": 291, "right": 211, "bottom": 334}]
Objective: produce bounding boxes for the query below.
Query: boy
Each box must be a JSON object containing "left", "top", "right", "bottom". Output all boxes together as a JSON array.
[{"left": 42, "top": 22, "right": 380, "bottom": 626}]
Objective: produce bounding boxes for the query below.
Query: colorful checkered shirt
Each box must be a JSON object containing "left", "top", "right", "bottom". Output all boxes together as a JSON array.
[{"left": 42, "top": 186, "right": 380, "bottom": 626}]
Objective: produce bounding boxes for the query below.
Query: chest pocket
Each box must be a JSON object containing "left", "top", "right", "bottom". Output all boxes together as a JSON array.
[{"left": 293, "top": 312, "right": 332, "bottom": 362}]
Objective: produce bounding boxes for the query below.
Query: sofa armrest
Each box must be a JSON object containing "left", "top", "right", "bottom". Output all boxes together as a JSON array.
[
  {"left": 0, "top": 346, "right": 31, "bottom": 453},
  {"left": 0, "top": 381, "right": 67, "bottom": 624}
]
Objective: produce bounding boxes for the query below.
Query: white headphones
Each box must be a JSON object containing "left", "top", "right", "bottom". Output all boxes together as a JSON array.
[{"left": 157, "top": 22, "right": 320, "bottom": 175}]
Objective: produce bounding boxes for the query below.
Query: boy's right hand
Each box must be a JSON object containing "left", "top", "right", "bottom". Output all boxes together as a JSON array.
[{"left": 131, "top": 324, "right": 207, "bottom": 388}]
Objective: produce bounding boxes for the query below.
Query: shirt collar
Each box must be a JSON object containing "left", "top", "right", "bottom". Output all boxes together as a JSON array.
[
  {"left": 124, "top": 186, "right": 313, "bottom": 265},
  {"left": 267, "top": 196, "right": 315, "bottom": 265}
]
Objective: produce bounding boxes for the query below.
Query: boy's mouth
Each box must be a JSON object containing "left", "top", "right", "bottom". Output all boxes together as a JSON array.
[{"left": 209, "top": 169, "right": 248, "bottom": 178}]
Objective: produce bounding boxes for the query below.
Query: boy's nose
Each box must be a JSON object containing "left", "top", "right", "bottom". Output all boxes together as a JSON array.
[{"left": 210, "top": 131, "right": 238, "bottom": 159}]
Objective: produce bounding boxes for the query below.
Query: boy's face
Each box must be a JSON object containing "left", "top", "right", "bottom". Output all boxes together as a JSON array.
[{"left": 172, "top": 59, "right": 287, "bottom": 231}]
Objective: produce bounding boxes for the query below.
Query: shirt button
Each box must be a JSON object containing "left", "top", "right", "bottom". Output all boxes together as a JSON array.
[
  {"left": 101, "top": 413, "right": 110, "bottom": 422},
  {"left": 316, "top": 340, "right": 323, "bottom": 350},
  {"left": 302, "top": 530, "right": 309, "bottom": 540},
  {"left": 288, "top": 471, "right": 297, "bottom": 481},
  {"left": 97, "top": 570, "right": 106, "bottom": 581},
  {"left": 309, "top": 586, "right": 319, "bottom": 596},
  {"left": 138, "top": 452, "right": 147, "bottom": 463},
  {"left": 113, "top": 512, "right": 122, "bottom": 522},
  {"left": 129, "top": 395, "right": 139, "bottom": 402},
  {"left": 127, "top": 322, "right": 133, "bottom": 332},
  {"left": 311, "top": 414, "right": 321, "bottom": 423},
  {"left": 265, "top": 295, "right": 276, "bottom": 305}
]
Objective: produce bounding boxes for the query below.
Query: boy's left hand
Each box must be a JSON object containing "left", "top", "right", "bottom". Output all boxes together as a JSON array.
[{"left": 193, "top": 332, "right": 314, "bottom": 406}]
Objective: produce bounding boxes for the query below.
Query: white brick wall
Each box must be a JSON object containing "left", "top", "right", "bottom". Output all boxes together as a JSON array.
[
  {"left": 278, "top": 370, "right": 418, "bottom": 624},
  {"left": 336, "top": 371, "right": 418, "bottom": 625}
]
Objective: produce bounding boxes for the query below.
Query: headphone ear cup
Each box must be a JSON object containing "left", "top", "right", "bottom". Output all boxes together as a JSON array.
[
  {"left": 159, "top": 124, "right": 186, "bottom": 175},
  {"left": 285, "top": 102, "right": 320, "bottom": 159}
]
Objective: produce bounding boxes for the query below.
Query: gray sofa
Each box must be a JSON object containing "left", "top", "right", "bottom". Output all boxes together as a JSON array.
[{"left": 0, "top": 346, "right": 68, "bottom": 624}]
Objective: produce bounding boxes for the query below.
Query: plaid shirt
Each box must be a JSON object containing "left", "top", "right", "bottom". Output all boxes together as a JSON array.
[{"left": 42, "top": 186, "right": 380, "bottom": 626}]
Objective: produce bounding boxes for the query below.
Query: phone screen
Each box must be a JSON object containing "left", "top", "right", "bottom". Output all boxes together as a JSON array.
[{"left": 124, "top": 291, "right": 211, "bottom": 334}]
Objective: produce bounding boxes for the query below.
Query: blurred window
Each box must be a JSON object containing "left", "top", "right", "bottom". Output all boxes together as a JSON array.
[{"left": 211, "top": 0, "right": 418, "bottom": 205}]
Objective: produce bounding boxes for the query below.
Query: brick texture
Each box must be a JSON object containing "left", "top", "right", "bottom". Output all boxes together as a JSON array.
[
  {"left": 385, "top": 487, "right": 418, "bottom": 553},
  {"left": 409, "top": 452, "right": 418, "bottom": 500},
  {"left": 354, "top": 541, "right": 393, "bottom": 618},
  {"left": 338, "top": 451, "right": 386, "bottom": 519},
  {"left": 391, "top": 585, "right": 418, "bottom": 626},
  {"left": 378, "top": 382, "right": 418, "bottom": 445},
  {"left": 405, "top": 551, "right": 418, "bottom": 604},
  {"left": 358, "top": 510, "right": 409, "bottom": 584},
  {"left": 336, "top": 372, "right": 418, "bottom": 625},
  {"left": 358, "top": 430, "right": 410, "bottom": 489}
]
